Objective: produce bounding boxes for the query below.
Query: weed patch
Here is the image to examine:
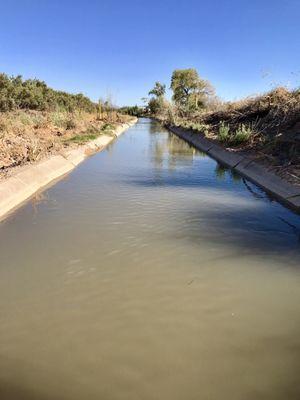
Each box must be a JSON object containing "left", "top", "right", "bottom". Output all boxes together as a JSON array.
[
  {"left": 218, "top": 122, "right": 230, "bottom": 142},
  {"left": 231, "top": 124, "right": 251, "bottom": 145}
]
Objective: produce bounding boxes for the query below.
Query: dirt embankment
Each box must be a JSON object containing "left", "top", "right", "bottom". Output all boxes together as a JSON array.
[
  {"left": 175, "top": 87, "right": 300, "bottom": 186},
  {"left": 0, "top": 116, "right": 137, "bottom": 221},
  {"left": 203, "top": 88, "right": 300, "bottom": 185},
  {"left": 0, "top": 110, "right": 132, "bottom": 179}
]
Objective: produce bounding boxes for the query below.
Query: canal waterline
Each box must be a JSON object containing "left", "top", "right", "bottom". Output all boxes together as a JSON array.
[{"left": 0, "top": 118, "right": 300, "bottom": 399}]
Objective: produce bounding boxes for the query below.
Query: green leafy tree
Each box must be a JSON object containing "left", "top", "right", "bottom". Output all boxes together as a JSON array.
[
  {"left": 148, "top": 97, "right": 164, "bottom": 114},
  {"left": 148, "top": 82, "right": 166, "bottom": 98},
  {"left": 170, "top": 68, "right": 214, "bottom": 113},
  {"left": 147, "top": 81, "right": 168, "bottom": 116}
]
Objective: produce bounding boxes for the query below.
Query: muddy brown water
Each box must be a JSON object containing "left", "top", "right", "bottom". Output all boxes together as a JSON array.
[{"left": 0, "top": 118, "right": 300, "bottom": 400}]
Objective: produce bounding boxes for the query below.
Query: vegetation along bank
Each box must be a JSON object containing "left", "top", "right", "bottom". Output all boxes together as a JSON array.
[
  {"left": 0, "top": 73, "right": 135, "bottom": 179},
  {"left": 0, "top": 73, "right": 137, "bottom": 219},
  {"left": 123, "top": 69, "right": 300, "bottom": 211}
]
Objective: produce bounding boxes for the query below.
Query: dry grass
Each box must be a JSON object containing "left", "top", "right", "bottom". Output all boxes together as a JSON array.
[
  {"left": 202, "top": 87, "right": 300, "bottom": 135},
  {"left": 0, "top": 109, "right": 132, "bottom": 175},
  {"left": 202, "top": 88, "right": 300, "bottom": 170},
  {"left": 171, "top": 87, "right": 300, "bottom": 185}
]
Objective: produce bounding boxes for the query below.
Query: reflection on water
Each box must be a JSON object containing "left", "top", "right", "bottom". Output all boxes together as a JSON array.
[
  {"left": 150, "top": 127, "right": 197, "bottom": 170},
  {"left": 0, "top": 118, "right": 300, "bottom": 400}
]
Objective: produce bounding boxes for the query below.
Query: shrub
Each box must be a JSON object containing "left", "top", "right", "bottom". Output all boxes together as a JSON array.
[
  {"left": 167, "top": 106, "right": 177, "bottom": 125},
  {"left": 148, "top": 97, "right": 164, "bottom": 115},
  {"left": 50, "top": 111, "right": 68, "bottom": 128},
  {"left": 31, "top": 114, "right": 46, "bottom": 129},
  {"left": 192, "top": 122, "right": 209, "bottom": 133},
  {"left": 232, "top": 124, "right": 251, "bottom": 145},
  {"left": 218, "top": 121, "right": 230, "bottom": 142},
  {"left": 101, "top": 123, "right": 114, "bottom": 131},
  {"left": 65, "top": 118, "right": 77, "bottom": 130},
  {"left": 217, "top": 122, "right": 251, "bottom": 145}
]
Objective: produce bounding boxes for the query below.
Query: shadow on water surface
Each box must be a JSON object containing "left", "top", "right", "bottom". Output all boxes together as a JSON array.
[
  {"left": 0, "top": 356, "right": 72, "bottom": 400},
  {"left": 1, "top": 119, "right": 300, "bottom": 400},
  {"left": 126, "top": 165, "right": 300, "bottom": 256},
  {"left": 0, "top": 384, "right": 53, "bottom": 400},
  {"left": 132, "top": 124, "right": 300, "bottom": 257},
  {"left": 179, "top": 206, "right": 300, "bottom": 258}
]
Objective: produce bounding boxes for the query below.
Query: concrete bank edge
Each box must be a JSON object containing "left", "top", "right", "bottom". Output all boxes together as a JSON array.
[
  {"left": 167, "top": 125, "right": 300, "bottom": 213},
  {"left": 0, "top": 118, "right": 137, "bottom": 221}
]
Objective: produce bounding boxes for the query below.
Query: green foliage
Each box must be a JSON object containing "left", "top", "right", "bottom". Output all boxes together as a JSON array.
[
  {"left": 101, "top": 122, "right": 117, "bottom": 135},
  {"left": 218, "top": 122, "right": 230, "bottom": 142},
  {"left": 148, "top": 82, "right": 166, "bottom": 98},
  {"left": 146, "top": 80, "right": 169, "bottom": 116},
  {"left": 31, "top": 114, "right": 46, "bottom": 129},
  {"left": 119, "top": 105, "right": 144, "bottom": 116},
  {"left": 65, "top": 132, "right": 99, "bottom": 144},
  {"left": 0, "top": 73, "right": 96, "bottom": 113},
  {"left": 231, "top": 124, "right": 251, "bottom": 145},
  {"left": 65, "top": 126, "right": 100, "bottom": 144},
  {"left": 101, "top": 123, "right": 114, "bottom": 130},
  {"left": 148, "top": 97, "right": 165, "bottom": 115},
  {"left": 218, "top": 122, "right": 251, "bottom": 145},
  {"left": 167, "top": 107, "right": 177, "bottom": 125},
  {"left": 50, "top": 111, "right": 68, "bottom": 127},
  {"left": 178, "top": 120, "right": 209, "bottom": 133},
  {"left": 170, "top": 69, "right": 214, "bottom": 114},
  {"left": 65, "top": 122, "right": 117, "bottom": 144}
]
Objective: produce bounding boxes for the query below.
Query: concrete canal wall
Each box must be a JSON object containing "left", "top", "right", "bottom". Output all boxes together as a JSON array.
[
  {"left": 0, "top": 118, "right": 137, "bottom": 221},
  {"left": 168, "top": 125, "right": 300, "bottom": 213}
]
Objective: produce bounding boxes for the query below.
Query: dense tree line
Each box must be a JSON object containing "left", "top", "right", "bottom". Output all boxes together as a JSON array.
[
  {"left": 0, "top": 73, "right": 96, "bottom": 112},
  {"left": 119, "top": 105, "right": 144, "bottom": 117}
]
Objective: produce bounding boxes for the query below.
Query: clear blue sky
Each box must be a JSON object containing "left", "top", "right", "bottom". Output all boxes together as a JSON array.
[{"left": 0, "top": 0, "right": 299, "bottom": 106}]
